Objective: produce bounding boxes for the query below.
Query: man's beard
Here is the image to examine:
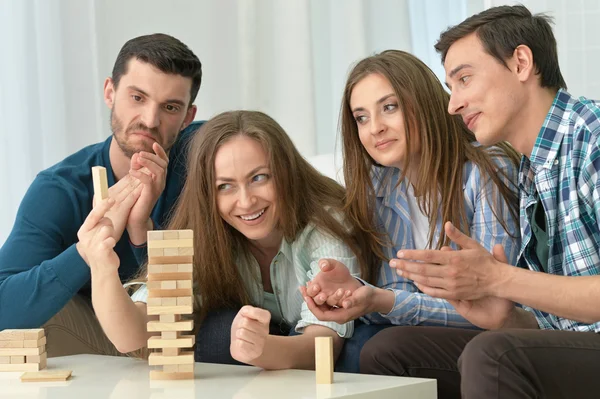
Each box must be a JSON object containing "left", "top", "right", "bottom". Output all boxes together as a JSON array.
[{"left": 110, "top": 107, "right": 178, "bottom": 158}]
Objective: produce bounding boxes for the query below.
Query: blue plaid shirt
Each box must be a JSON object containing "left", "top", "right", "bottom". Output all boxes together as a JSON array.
[
  {"left": 363, "top": 146, "right": 520, "bottom": 327},
  {"left": 518, "top": 89, "right": 600, "bottom": 332}
]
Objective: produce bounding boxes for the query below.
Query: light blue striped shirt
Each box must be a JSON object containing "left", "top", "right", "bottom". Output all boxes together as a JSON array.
[{"left": 363, "top": 146, "right": 521, "bottom": 327}]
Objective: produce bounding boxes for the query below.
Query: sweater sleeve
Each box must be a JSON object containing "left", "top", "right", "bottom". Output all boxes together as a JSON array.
[{"left": 0, "top": 176, "right": 91, "bottom": 328}]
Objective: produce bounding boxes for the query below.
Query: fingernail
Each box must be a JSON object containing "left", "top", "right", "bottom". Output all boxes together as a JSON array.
[
  {"left": 397, "top": 270, "right": 403, "bottom": 277},
  {"left": 389, "top": 260, "right": 397, "bottom": 267},
  {"left": 319, "top": 260, "right": 326, "bottom": 269},
  {"left": 448, "top": 223, "right": 455, "bottom": 232},
  {"left": 397, "top": 252, "right": 404, "bottom": 258}
]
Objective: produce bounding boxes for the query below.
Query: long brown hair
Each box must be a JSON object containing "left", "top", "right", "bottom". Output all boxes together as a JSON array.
[
  {"left": 340, "top": 50, "right": 520, "bottom": 253},
  {"left": 139, "top": 110, "right": 376, "bottom": 321}
]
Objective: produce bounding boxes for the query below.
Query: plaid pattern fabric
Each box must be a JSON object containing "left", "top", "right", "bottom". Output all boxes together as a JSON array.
[
  {"left": 518, "top": 89, "right": 600, "bottom": 332},
  {"left": 362, "top": 146, "right": 520, "bottom": 327}
]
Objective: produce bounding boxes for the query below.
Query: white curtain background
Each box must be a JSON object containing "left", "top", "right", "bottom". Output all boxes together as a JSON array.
[{"left": 1, "top": 0, "right": 512, "bottom": 245}]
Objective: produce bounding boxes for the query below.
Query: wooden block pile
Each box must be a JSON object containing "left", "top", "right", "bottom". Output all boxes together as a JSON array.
[
  {"left": 0, "top": 329, "right": 47, "bottom": 372},
  {"left": 146, "top": 229, "right": 195, "bottom": 380}
]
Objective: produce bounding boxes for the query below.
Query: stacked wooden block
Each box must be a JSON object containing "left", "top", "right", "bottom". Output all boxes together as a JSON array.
[
  {"left": 0, "top": 329, "right": 47, "bottom": 372},
  {"left": 146, "top": 229, "right": 195, "bottom": 380}
]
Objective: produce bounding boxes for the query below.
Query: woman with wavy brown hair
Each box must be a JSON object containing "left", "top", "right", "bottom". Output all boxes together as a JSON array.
[
  {"left": 301, "top": 50, "right": 521, "bottom": 373},
  {"left": 76, "top": 110, "right": 377, "bottom": 370}
]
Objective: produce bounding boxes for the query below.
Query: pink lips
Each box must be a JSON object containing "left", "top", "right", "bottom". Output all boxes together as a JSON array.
[
  {"left": 376, "top": 139, "right": 396, "bottom": 149},
  {"left": 463, "top": 113, "right": 481, "bottom": 130}
]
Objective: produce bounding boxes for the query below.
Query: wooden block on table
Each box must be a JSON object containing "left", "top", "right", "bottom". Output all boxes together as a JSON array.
[
  {"left": 161, "top": 298, "right": 177, "bottom": 306},
  {"left": 147, "top": 288, "right": 193, "bottom": 298},
  {"left": 10, "top": 355, "right": 25, "bottom": 364},
  {"left": 159, "top": 314, "right": 181, "bottom": 323},
  {"left": 0, "top": 329, "right": 44, "bottom": 341},
  {"left": 148, "top": 264, "right": 163, "bottom": 274},
  {"left": 178, "top": 264, "right": 193, "bottom": 273},
  {"left": 0, "top": 362, "right": 43, "bottom": 372},
  {"left": 91, "top": 166, "right": 108, "bottom": 201},
  {"left": 178, "top": 247, "right": 194, "bottom": 256},
  {"left": 163, "top": 231, "right": 179, "bottom": 240},
  {"left": 147, "top": 305, "right": 193, "bottom": 316},
  {"left": 164, "top": 248, "right": 179, "bottom": 257},
  {"left": 176, "top": 297, "right": 193, "bottom": 306},
  {"left": 147, "top": 335, "right": 195, "bottom": 349},
  {"left": 177, "top": 364, "right": 194, "bottom": 372},
  {"left": 148, "top": 351, "right": 194, "bottom": 366},
  {"left": 147, "top": 231, "right": 164, "bottom": 241},
  {"left": 148, "top": 255, "right": 194, "bottom": 265},
  {"left": 176, "top": 280, "right": 192, "bottom": 289},
  {"left": 148, "top": 272, "right": 193, "bottom": 282},
  {"left": 163, "top": 364, "right": 179, "bottom": 372},
  {"left": 0, "top": 341, "right": 24, "bottom": 348},
  {"left": 162, "top": 264, "right": 179, "bottom": 273},
  {"left": 147, "top": 320, "right": 193, "bottom": 332},
  {"left": 162, "top": 331, "right": 178, "bottom": 339},
  {"left": 0, "top": 346, "right": 45, "bottom": 356},
  {"left": 149, "top": 370, "right": 194, "bottom": 380},
  {"left": 26, "top": 352, "right": 47, "bottom": 364},
  {"left": 315, "top": 336, "right": 333, "bottom": 384},
  {"left": 147, "top": 297, "right": 163, "bottom": 307},
  {"left": 162, "top": 347, "right": 181, "bottom": 357},
  {"left": 178, "top": 230, "right": 193, "bottom": 239},
  {"left": 23, "top": 336, "right": 46, "bottom": 348},
  {"left": 148, "top": 248, "right": 165, "bottom": 258},
  {"left": 147, "top": 239, "right": 194, "bottom": 249},
  {"left": 21, "top": 370, "right": 71, "bottom": 382},
  {"left": 0, "top": 356, "right": 9, "bottom": 364}
]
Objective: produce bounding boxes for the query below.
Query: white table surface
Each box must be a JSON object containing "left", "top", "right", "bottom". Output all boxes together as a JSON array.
[{"left": 0, "top": 354, "right": 437, "bottom": 398}]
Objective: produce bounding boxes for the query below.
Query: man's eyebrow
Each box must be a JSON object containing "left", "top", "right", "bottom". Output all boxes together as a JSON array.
[
  {"left": 448, "top": 64, "right": 472, "bottom": 79},
  {"left": 127, "top": 85, "right": 186, "bottom": 106}
]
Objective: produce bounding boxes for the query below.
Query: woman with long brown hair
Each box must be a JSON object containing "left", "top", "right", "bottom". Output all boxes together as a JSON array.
[
  {"left": 76, "top": 110, "right": 376, "bottom": 370},
  {"left": 301, "top": 50, "right": 521, "bottom": 372}
]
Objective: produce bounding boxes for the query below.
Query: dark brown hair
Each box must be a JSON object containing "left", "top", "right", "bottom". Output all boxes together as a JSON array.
[
  {"left": 340, "top": 50, "right": 520, "bottom": 253},
  {"left": 112, "top": 33, "right": 202, "bottom": 105},
  {"left": 435, "top": 4, "right": 566, "bottom": 91}
]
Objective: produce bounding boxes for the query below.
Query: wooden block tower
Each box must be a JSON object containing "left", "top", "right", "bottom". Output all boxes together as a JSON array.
[
  {"left": 0, "top": 329, "right": 47, "bottom": 372},
  {"left": 146, "top": 229, "right": 195, "bottom": 380}
]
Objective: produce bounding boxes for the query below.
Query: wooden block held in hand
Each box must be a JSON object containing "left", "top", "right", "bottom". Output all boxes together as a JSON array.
[
  {"left": 91, "top": 166, "right": 109, "bottom": 201},
  {"left": 21, "top": 370, "right": 72, "bottom": 382},
  {"left": 315, "top": 336, "right": 333, "bottom": 384}
]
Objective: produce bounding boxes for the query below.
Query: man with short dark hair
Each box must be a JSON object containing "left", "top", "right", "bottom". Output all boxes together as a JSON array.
[
  {"left": 0, "top": 33, "right": 203, "bottom": 357},
  {"left": 360, "top": 5, "right": 600, "bottom": 399}
]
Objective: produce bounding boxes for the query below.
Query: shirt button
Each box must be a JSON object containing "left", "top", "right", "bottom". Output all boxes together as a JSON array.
[{"left": 554, "top": 159, "right": 558, "bottom": 165}]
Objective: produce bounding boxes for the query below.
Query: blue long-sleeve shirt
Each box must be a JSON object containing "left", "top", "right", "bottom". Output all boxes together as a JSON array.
[
  {"left": 363, "top": 145, "right": 521, "bottom": 327},
  {"left": 0, "top": 122, "right": 203, "bottom": 329}
]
